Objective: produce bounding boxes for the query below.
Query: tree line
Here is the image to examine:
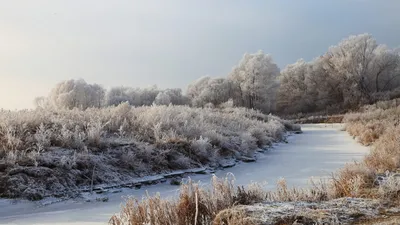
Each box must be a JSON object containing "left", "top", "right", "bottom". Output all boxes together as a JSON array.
[{"left": 35, "top": 34, "right": 400, "bottom": 115}]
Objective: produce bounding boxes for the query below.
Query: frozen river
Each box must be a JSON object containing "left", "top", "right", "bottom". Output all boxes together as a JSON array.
[{"left": 0, "top": 124, "right": 369, "bottom": 225}]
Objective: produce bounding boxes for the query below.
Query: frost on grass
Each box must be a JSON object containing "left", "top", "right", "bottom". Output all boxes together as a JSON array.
[
  {"left": 110, "top": 174, "right": 399, "bottom": 225},
  {"left": 325, "top": 98, "right": 400, "bottom": 200},
  {"left": 109, "top": 101, "right": 400, "bottom": 225},
  {"left": 0, "top": 104, "right": 298, "bottom": 200}
]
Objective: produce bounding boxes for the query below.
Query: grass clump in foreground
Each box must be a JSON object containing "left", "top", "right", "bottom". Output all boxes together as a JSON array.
[
  {"left": 109, "top": 174, "right": 331, "bottom": 225},
  {"left": 110, "top": 99, "right": 400, "bottom": 224},
  {"left": 109, "top": 174, "right": 247, "bottom": 225}
]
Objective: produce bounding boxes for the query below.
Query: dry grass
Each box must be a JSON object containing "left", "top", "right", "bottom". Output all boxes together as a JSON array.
[
  {"left": 109, "top": 176, "right": 346, "bottom": 225},
  {"left": 329, "top": 163, "right": 377, "bottom": 198},
  {"left": 109, "top": 174, "right": 263, "bottom": 225},
  {"left": 292, "top": 115, "right": 344, "bottom": 124},
  {"left": 213, "top": 209, "right": 255, "bottom": 225},
  {"left": 356, "top": 216, "right": 400, "bottom": 225},
  {"left": 344, "top": 102, "right": 400, "bottom": 173},
  {"left": 331, "top": 100, "right": 400, "bottom": 200}
]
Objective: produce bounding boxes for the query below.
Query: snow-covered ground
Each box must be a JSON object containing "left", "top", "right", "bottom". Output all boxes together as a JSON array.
[{"left": 0, "top": 124, "right": 368, "bottom": 225}]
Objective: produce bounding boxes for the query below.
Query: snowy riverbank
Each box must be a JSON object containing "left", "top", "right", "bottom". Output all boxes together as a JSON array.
[{"left": 0, "top": 124, "right": 368, "bottom": 225}]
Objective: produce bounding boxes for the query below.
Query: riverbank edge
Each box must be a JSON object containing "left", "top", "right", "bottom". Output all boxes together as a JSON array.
[{"left": 0, "top": 130, "right": 301, "bottom": 207}]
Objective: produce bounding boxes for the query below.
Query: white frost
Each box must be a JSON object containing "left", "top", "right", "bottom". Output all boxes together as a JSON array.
[{"left": 0, "top": 124, "right": 368, "bottom": 225}]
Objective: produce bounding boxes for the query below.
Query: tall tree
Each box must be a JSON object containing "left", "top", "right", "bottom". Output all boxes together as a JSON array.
[
  {"left": 49, "top": 79, "right": 105, "bottom": 110},
  {"left": 186, "top": 77, "right": 237, "bottom": 107},
  {"left": 228, "top": 51, "right": 280, "bottom": 113}
]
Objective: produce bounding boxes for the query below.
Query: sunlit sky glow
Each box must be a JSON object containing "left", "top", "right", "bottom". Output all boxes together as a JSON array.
[{"left": 1, "top": 0, "right": 399, "bottom": 109}]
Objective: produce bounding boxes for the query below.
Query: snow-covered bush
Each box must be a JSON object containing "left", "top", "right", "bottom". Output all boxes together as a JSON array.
[
  {"left": 0, "top": 104, "right": 297, "bottom": 166},
  {"left": 239, "top": 132, "right": 258, "bottom": 156},
  {"left": 190, "top": 136, "right": 214, "bottom": 161},
  {"left": 87, "top": 121, "right": 105, "bottom": 147},
  {"left": 34, "top": 123, "right": 52, "bottom": 152}
]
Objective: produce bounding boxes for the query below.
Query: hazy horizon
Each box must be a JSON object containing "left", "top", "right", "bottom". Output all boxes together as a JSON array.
[{"left": 1, "top": 0, "right": 400, "bottom": 109}]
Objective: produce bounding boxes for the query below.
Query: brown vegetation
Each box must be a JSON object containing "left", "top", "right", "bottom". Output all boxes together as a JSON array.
[
  {"left": 291, "top": 114, "right": 344, "bottom": 124},
  {"left": 109, "top": 175, "right": 262, "bottom": 225}
]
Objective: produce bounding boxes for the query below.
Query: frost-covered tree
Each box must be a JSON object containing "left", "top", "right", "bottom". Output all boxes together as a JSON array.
[
  {"left": 187, "top": 77, "right": 237, "bottom": 107},
  {"left": 321, "top": 34, "right": 400, "bottom": 105},
  {"left": 154, "top": 91, "right": 172, "bottom": 105},
  {"left": 105, "top": 87, "right": 133, "bottom": 106},
  {"left": 48, "top": 79, "right": 105, "bottom": 110},
  {"left": 106, "top": 86, "right": 187, "bottom": 107},
  {"left": 105, "top": 86, "right": 159, "bottom": 107},
  {"left": 228, "top": 51, "right": 280, "bottom": 113},
  {"left": 369, "top": 46, "right": 400, "bottom": 92},
  {"left": 277, "top": 33, "right": 400, "bottom": 114},
  {"left": 186, "top": 76, "right": 212, "bottom": 101},
  {"left": 159, "top": 88, "right": 188, "bottom": 105},
  {"left": 277, "top": 59, "right": 317, "bottom": 113},
  {"left": 139, "top": 85, "right": 160, "bottom": 106},
  {"left": 33, "top": 96, "right": 49, "bottom": 109}
]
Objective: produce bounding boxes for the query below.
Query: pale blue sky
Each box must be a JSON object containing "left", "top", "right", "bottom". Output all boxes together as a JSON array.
[{"left": 1, "top": 0, "right": 399, "bottom": 109}]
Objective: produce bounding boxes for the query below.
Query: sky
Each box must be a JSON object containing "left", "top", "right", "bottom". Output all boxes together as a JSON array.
[{"left": 1, "top": 0, "right": 400, "bottom": 109}]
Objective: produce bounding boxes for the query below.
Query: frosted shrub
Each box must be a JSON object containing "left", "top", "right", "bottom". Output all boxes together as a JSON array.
[
  {"left": 170, "top": 155, "right": 192, "bottom": 169},
  {"left": 152, "top": 122, "right": 163, "bottom": 143},
  {"left": 202, "top": 130, "right": 226, "bottom": 146},
  {"left": 219, "top": 99, "right": 234, "bottom": 108},
  {"left": 191, "top": 136, "right": 211, "bottom": 153},
  {"left": 2, "top": 125, "right": 23, "bottom": 151},
  {"left": 240, "top": 132, "right": 258, "bottom": 156},
  {"left": 108, "top": 102, "right": 131, "bottom": 131},
  {"left": 5, "top": 150, "right": 18, "bottom": 164},
  {"left": 60, "top": 153, "right": 77, "bottom": 169},
  {"left": 249, "top": 127, "right": 271, "bottom": 147},
  {"left": 378, "top": 173, "right": 400, "bottom": 200},
  {"left": 87, "top": 121, "right": 104, "bottom": 147},
  {"left": 59, "top": 124, "right": 74, "bottom": 147},
  {"left": 118, "top": 118, "right": 129, "bottom": 138},
  {"left": 204, "top": 102, "right": 215, "bottom": 108},
  {"left": 34, "top": 123, "right": 51, "bottom": 152},
  {"left": 27, "top": 151, "right": 40, "bottom": 167},
  {"left": 72, "top": 126, "right": 86, "bottom": 150},
  {"left": 190, "top": 136, "right": 213, "bottom": 161},
  {"left": 265, "top": 120, "right": 285, "bottom": 140},
  {"left": 58, "top": 124, "right": 86, "bottom": 149}
]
